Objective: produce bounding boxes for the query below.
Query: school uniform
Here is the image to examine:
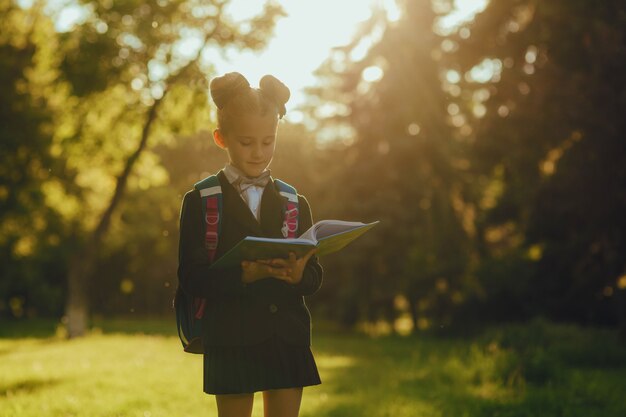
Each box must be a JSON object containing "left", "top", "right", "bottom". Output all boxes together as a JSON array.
[{"left": 177, "top": 167, "right": 323, "bottom": 394}]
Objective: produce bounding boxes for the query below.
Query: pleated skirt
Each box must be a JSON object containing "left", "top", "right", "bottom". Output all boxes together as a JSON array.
[{"left": 203, "top": 333, "right": 322, "bottom": 395}]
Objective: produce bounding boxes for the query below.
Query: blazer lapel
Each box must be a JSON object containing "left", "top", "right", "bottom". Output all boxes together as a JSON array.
[{"left": 260, "top": 177, "right": 289, "bottom": 238}]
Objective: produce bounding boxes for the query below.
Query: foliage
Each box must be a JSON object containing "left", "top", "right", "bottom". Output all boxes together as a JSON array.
[
  {"left": 305, "top": 1, "right": 487, "bottom": 330},
  {"left": 448, "top": 0, "right": 626, "bottom": 326},
  {"left": 0, "top": 0, "right": 285, "bottom": 320},
  {"left": 0, "top": 1, "right": 72, "bottom": 319},
  {"left": 306, "top": 0, "right": 626, "bottom": 330}
]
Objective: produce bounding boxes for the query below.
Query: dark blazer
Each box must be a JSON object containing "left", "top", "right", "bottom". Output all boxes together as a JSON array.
[{"left": 177, "top": 170, "right": 323, "bottom": 348}]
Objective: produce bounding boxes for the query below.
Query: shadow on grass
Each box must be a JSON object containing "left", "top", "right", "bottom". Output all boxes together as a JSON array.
[
  {"left": 0, "top": 378, "right": 64, "bottom": 397},
  {"left": 0, "top": 319, "right": 59, "bottom": 339},
  {"left": 0, "top": 317, "right": 177, "bottom": 339},
  {"left": 90, "top": 317, "right": 177, "bottom": 336}
]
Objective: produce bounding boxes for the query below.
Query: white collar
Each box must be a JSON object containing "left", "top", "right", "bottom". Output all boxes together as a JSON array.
[{"left": 223, "top": 163, "right": 270, "bottom": 185}]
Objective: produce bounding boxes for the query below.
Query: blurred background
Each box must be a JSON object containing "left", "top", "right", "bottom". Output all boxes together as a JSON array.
[{"left": 1, "top": 0, "right": 625, "bottom": 338}]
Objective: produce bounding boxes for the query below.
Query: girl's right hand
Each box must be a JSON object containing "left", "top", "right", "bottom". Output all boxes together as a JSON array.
[{"left": 241, "top": 259, "right": 292, "bottom": 284}]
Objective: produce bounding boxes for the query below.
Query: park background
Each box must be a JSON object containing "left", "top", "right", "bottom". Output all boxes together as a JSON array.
[{"left": 1, "top": 0, "right": 626, "bottom": 416}]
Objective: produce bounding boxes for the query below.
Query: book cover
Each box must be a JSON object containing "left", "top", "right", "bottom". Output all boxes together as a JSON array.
[{"left": 209, "top": 220, "right": 379, "bottom": 270}]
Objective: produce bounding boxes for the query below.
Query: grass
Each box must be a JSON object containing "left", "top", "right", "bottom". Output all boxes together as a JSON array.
[{"left": 1, "top": 317, "right": 625, "bottom": 417}]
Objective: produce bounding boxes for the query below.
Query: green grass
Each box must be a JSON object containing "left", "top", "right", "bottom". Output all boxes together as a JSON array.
[{"left": 1, "top": 317, "right": 625, "bottom": 417}]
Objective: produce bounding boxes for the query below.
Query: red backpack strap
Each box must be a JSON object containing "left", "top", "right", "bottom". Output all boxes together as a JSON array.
[
  {"left": 203, "top": 192, "right": 220, "bottom": 263},
  {"left": 274, "top": 179, "right": 299, "bottom": 238},
  {"left": 195, "top": 175, "right": 223, "bottom": 262},
  {"left": 192, "top": 175, "right": 222, "bottom": 319}
]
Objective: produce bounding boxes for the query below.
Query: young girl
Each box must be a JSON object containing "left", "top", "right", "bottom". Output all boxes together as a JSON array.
[{"left": 177, "top": 72, "right": 323, "bottom": 417}]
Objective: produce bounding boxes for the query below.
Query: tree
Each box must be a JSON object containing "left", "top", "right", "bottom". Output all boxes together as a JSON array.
[
  {"left": 0, "top": 1, "right": 69, "bottom": 320},
  {"left": 307, "top": 0, "right": 626, "bottom": 332},
  {"left": 305, "top": 1, "right": 474, "bottom": 332},
  {"left": 1, "top": 0, "right": 285, "bottom": 336},
  {"left": 449, "top": 0, "right": 626, "bottom": 327}
]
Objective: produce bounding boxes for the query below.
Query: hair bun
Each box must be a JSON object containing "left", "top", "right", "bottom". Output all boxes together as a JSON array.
[
  {"left": 259, "top": 74, "right": 290, "bottom": 118},
  {"left": 210, "top": 72, "right": 250, "bottom": 109}
]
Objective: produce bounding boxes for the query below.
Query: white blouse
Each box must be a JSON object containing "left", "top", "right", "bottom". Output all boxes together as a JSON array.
[{"left": 222, "top": 163, "right": 268, "bottom": 221}]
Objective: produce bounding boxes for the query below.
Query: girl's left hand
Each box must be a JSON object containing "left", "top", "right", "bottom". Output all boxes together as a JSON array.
[{"left": 257, "top": 248, "right": 318, "bottom": 285}]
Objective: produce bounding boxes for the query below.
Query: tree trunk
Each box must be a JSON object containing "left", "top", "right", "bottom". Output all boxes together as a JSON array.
[
  {"left": 65, "top": 251, "right": 93, "bottom": 338},
  {"left": 407, "top": 293, "right": 419, "bottom": 333},
  {"left": 61, "top": 26, "right": 217, "bottom": 338},
  {"left": 64, "top": 101, "right": 161, "bottom": 338},
  {"left": 617, "top": 287, "right": 626, "bottom": 342}
]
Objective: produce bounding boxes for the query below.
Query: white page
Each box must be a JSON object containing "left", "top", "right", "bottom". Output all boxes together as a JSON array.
[
  {"left": 245, "top": 236, "right": 315, "bottom": 245},
  {"left": 300, "top": 220, "right": 369, "bottom": 243}
]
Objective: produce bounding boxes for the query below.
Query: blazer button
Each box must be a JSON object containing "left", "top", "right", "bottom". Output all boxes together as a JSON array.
[{"left": 269, "top": 304, "right": 278, "bottom": 313}]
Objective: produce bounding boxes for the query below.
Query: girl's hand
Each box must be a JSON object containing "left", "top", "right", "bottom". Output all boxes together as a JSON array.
[
  {"left": 256, "top": 248, "right": 318, "bottom": 285},
  {"left": 241, "top": 259, "right": 292, "bottom": 284}
]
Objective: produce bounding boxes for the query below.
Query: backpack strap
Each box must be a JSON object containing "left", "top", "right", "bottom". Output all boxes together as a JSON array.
[
  {"left": 274, "top": 179, "right": 299, "bottom": 238},
  {"left": 191, "top": 175, "right": 222, "bottom": 321},
  {"left": 194, "top": 175, "right": 222, "bottom": 263}
]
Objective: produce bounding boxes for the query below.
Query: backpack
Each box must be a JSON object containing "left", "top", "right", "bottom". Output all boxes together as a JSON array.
[{"left": 174, "top": 174, "right": 300, "bottom": 354}]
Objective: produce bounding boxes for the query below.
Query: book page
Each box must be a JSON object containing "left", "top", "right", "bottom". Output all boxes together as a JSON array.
[
  {"left": 245, "top": 236, "right": 315, "bottom": 245},
  {"left": 300, "top": 220, "right": 371, "bottom": 242},
  {"left": 315, "top": 221, "right": 379, "bottom": 256}
]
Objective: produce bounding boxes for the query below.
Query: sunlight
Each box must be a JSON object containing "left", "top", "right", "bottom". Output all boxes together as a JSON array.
[
  {"left": 48, "top": 1, "right": 90, "bottom": 32},
  {"left": 466, "top": 58, "right": 502, "bottom": 83},
  {"left": 435, "top": 0, "right": 490, "bottom": 34},
  {"left": 446, "top": 69, "right": 461, "bottom": 83},
  {"left": 48, "top": 0, "right": 490, "bottom": 123},
  {"left": 211, "top": 0, "right": 400, "bottom": 118},
  {"left": 362, "top": 65, "right": 384, "bottom": 82}
]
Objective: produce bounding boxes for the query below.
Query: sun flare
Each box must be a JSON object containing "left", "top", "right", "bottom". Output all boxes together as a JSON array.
[
  {"left": 50, "top": 0, "right": 489, "bottom": 120},
  {"left": 216, "top": 0, "right": 488, "bottom": 119},
  {"left": 212, "top": 0, "right": 402, "bottom": 116}
]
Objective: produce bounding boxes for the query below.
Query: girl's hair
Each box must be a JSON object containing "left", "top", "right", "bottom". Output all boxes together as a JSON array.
[{"left": 209, "top": 72, "right": 290, "bottom": 136}]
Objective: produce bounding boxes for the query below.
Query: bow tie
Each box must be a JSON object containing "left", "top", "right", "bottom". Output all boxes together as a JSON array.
[{"left": 235, "top": 170, "right": 271, "bottom": 192}]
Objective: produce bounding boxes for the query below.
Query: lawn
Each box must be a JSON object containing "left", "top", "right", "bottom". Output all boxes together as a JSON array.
[{"left": 1, "top": 317, "right": 625, "bottom": 417}]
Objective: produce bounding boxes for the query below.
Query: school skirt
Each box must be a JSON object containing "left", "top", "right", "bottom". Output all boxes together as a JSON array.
[{"left": 203, "top": 333, "right": 322, "bottom": 395}]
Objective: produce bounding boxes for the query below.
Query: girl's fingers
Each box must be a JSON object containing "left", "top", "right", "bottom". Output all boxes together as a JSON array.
[
  {"left": 262, "top": 264, "right": 291, "bottom": 274},
  {"left": 269, "top": 258, "right": 289, "bottom": 267},
  {"left": 243, "top": 260, "right": 293, "bottom": 279},
  {"left": 255, "top": 258, "right": 286, "bottom": 266},
  {"left": 273, "top": 273, "right": 293, "bottom": 282}
]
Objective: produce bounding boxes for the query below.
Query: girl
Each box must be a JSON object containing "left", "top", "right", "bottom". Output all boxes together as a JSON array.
[{"left": 177, "top": 72, "right": 323, "bottom": 417}]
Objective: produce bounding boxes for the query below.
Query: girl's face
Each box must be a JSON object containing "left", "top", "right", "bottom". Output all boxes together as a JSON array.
[{"left": 213, "top": 112, "right": 278, "bottom": 178}]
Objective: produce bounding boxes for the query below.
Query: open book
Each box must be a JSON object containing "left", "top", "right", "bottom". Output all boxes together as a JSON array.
[{"left": 209, "top": 220, "right": 380, "bottom": 270}]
